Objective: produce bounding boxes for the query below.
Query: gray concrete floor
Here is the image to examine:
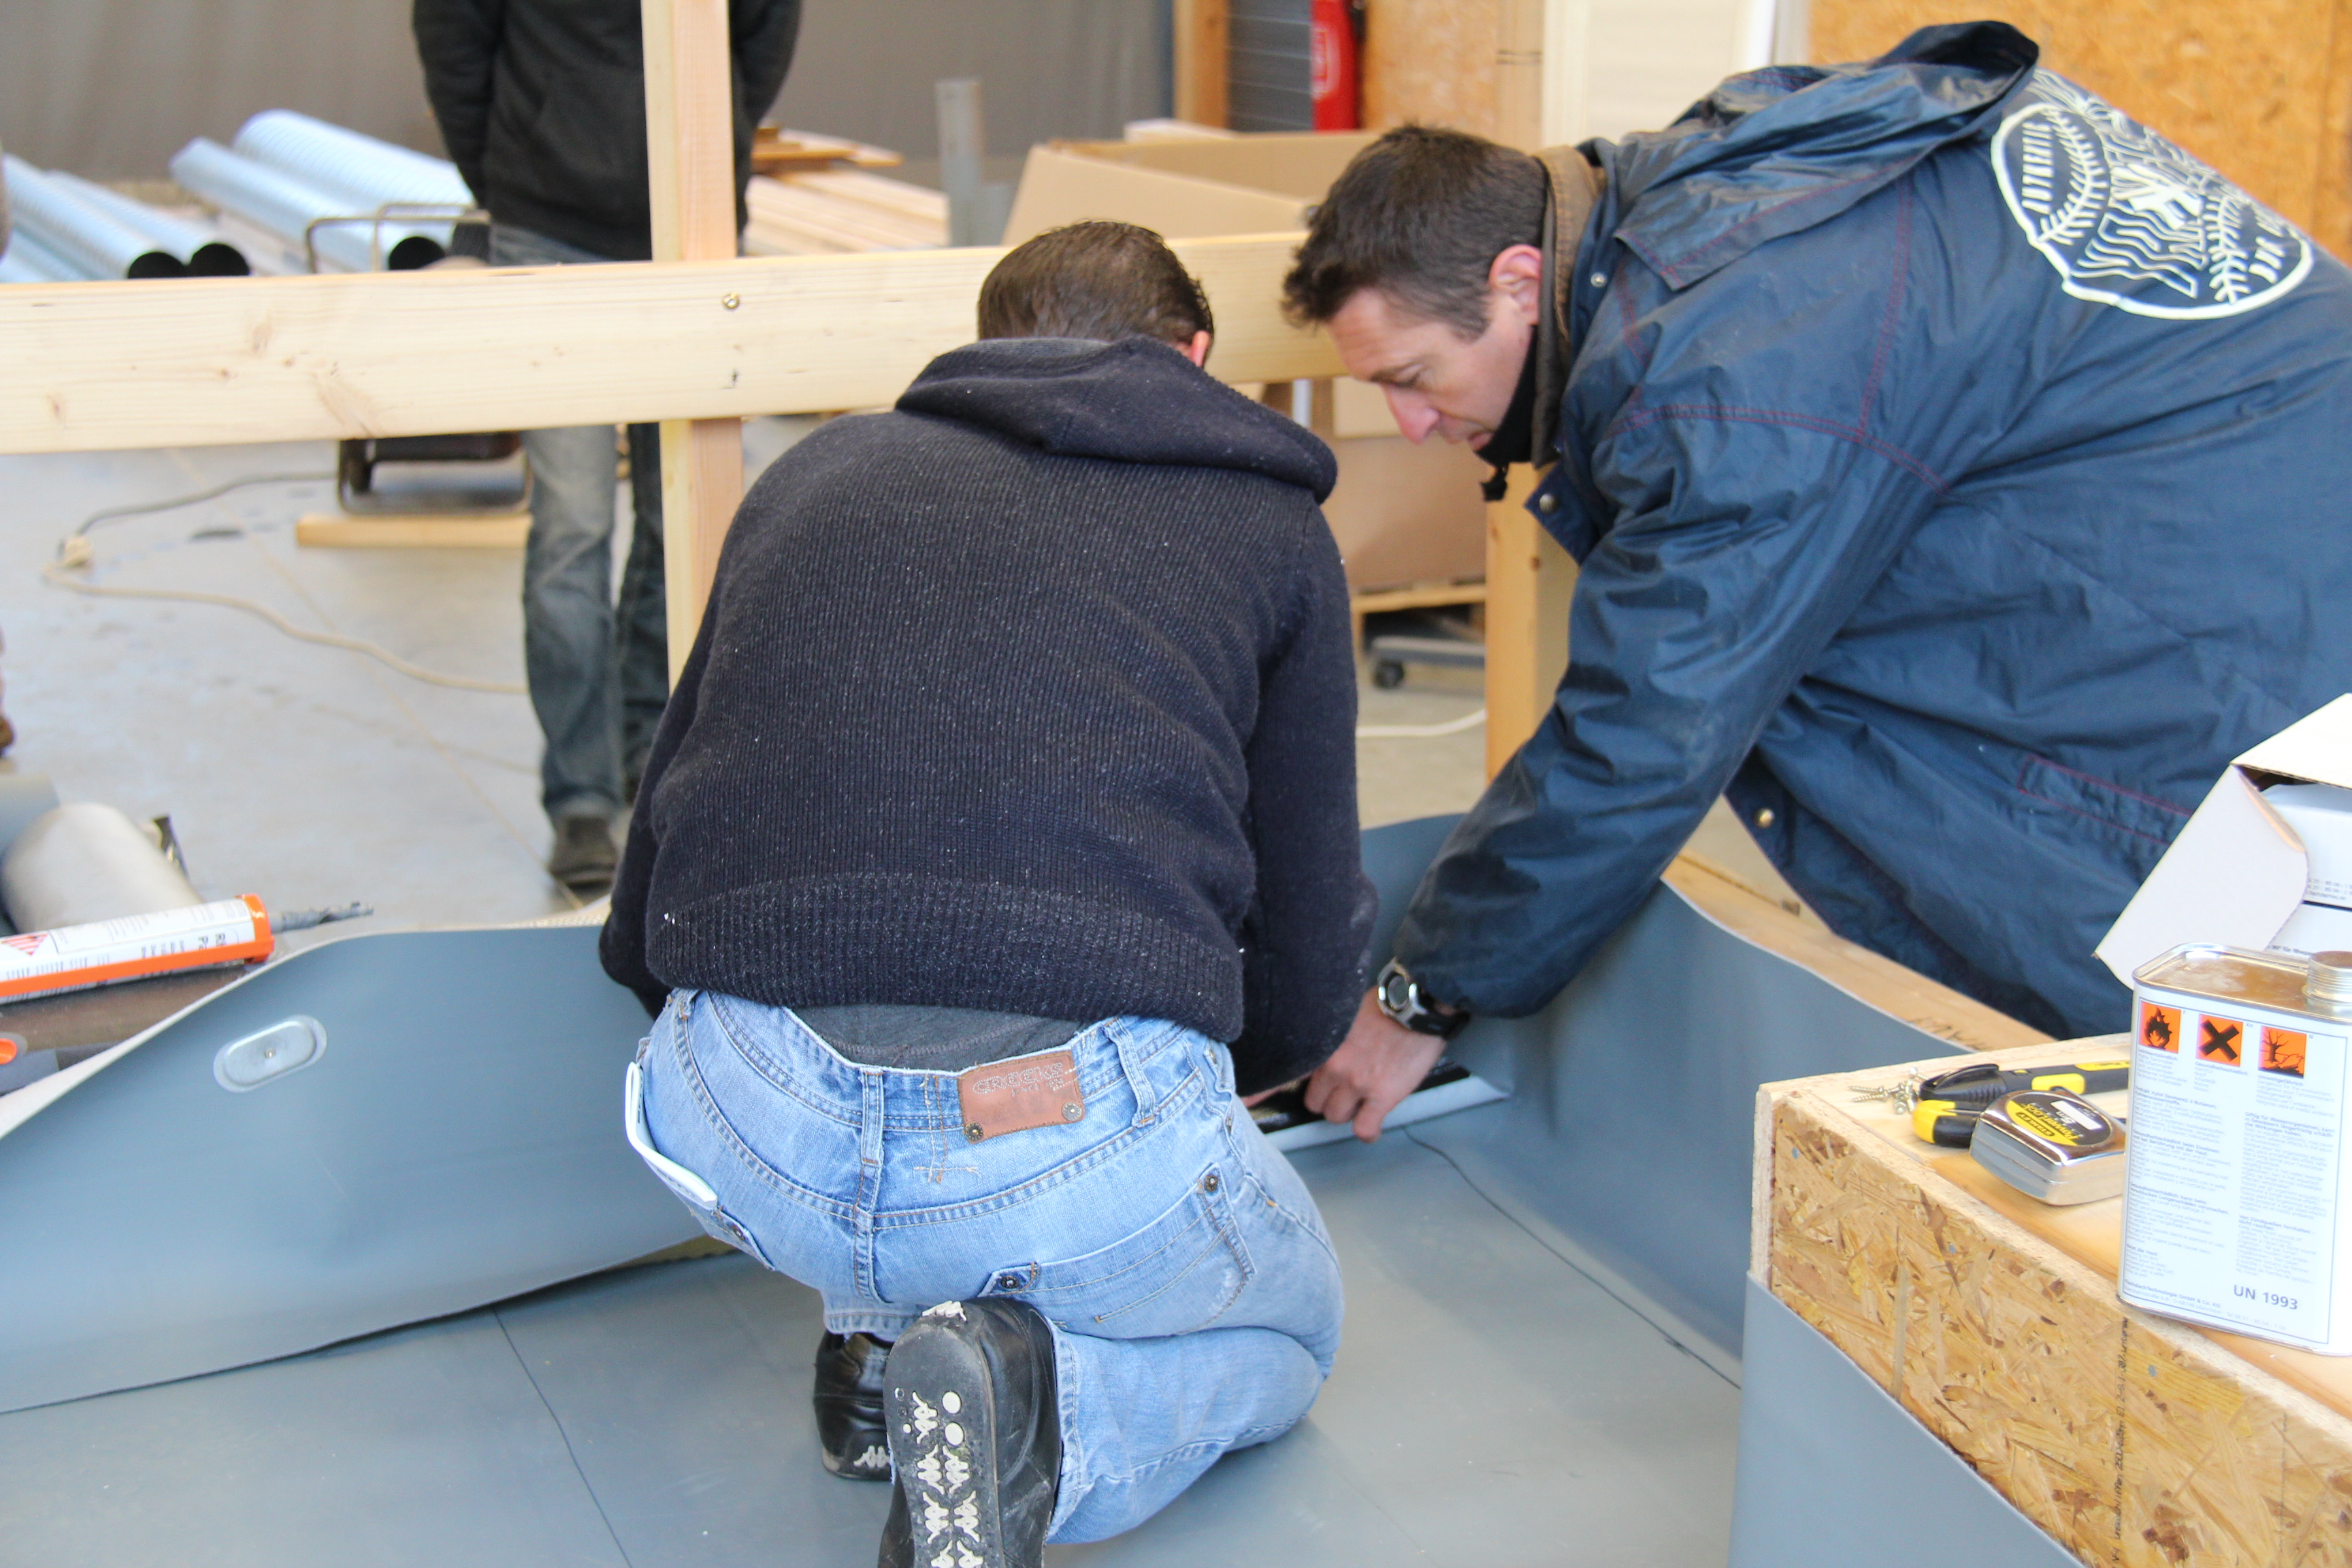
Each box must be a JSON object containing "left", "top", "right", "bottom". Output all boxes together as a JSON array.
[{"left": 0, "top": 430, "right": 1805, "bottom": 951}]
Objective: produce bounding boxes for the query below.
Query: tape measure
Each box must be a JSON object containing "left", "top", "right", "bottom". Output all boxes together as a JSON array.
[{"left": 1852, "top": 1059, "right": 2130, "bottom": 1147}]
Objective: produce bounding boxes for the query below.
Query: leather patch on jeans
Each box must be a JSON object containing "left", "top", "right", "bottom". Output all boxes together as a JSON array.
[{"left": 958, "top": 1050, "right": 1086, "bottom": 1143}]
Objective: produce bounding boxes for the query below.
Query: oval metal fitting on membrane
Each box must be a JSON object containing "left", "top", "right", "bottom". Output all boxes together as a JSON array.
[{"left": 213, "top": 1015, "right": 326, "bottom": 1092}]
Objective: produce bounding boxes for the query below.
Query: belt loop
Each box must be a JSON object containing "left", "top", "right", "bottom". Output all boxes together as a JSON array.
[
  {"left": 1112, "top": 1021, "right": 1157, "bottom": 1128},
  {"left": 859, "top": 1068, "right": 887, "bottom": 1169}
]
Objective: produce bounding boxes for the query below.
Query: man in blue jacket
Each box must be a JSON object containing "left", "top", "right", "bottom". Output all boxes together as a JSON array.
[{"left": 1284, "top": 21, "right": 2352, "bottom": 1136}]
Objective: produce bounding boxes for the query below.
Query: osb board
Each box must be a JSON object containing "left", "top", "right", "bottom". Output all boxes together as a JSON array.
[
  {"left": 1763, "top": 1043, "right": 2352, "bottom": 1567},
  {"left": 1364, "top": 0, "right": 1546, "bottom": 146},
  {"left": 1806, "top": 0, "right": 2352, "bottom": 259}
]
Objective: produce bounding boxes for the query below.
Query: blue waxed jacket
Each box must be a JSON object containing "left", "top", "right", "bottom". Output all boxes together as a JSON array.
[{"left": 1391, "top": 22, "right": 2352, "bottom": 1038}]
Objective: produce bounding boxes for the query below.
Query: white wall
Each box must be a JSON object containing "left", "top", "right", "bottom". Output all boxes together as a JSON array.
[{"left": 1541, "top": 0, "right": 1780, "bottom": 146}]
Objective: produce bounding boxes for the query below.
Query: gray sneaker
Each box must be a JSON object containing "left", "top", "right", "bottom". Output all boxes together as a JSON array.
[{"left": 548, "top": 815, "right": 617, "bottom": 894}]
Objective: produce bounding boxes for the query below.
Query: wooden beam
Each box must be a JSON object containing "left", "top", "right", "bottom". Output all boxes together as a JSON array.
[
  {"left": 295, "top": 513, "right": 529, "bottom": 549},
  {"left": 1481, "top": 466, "right": 1575, "bottom": 777},
  {"left": 1494, "top": 0, "right": 1548, "bottom": 150},
  {"left": 1173, "top": 0, "right": 1231, "bottom": 129},
  {"left": 644, "top": 0, "right": 747, "bottom": 679},
  {"left": 0, "top": 237, "right": 1338, "bottom": 455}
]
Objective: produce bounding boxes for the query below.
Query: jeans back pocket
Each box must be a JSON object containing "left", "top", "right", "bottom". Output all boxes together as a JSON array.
[
  {"left": 625, "top": 1060, "right": 774, "bottom": 1268},
  {"left": 982, "top": 1164, "right": 1252, "bottom": 1339}
]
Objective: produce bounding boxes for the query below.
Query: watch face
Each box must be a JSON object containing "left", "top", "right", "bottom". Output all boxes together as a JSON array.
[{"left": 1379, "top": 969, "right": 1415, "bottom": 1017}]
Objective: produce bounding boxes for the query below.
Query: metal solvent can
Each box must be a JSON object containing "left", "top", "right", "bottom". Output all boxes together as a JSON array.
[{"left": 2122, "top": 944, "right": 2352, "bottom": 1353}]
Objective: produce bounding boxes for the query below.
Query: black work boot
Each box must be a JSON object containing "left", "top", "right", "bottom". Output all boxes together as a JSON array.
[
  {"left": 546, "top": 813, "right": 617, "bottom": 894},
  {"left": 876, "top": 1299, "right": 1061, "bottom": 1568},
  {"left": 814, "top": 1330, "right": 894, "bottom": 1481}
]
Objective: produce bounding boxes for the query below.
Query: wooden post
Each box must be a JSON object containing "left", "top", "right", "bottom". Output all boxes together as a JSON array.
[
  {"left": 1494, "top": 0, "right": 1548, "bottom": 149},
  {"left": 643, "top": 0, "right": 747, "bottom": 681},
  {"left": 1482, "top": 466, "right": 1575, "bottom": 779},
  {"left": 1173, "top": 0, "right": 1231, "bottom": 128}
]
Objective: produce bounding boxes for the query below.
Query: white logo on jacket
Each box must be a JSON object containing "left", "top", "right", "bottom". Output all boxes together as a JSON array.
[{"left": 1993, "top": 70, "right": 2311, "bottom": 319}]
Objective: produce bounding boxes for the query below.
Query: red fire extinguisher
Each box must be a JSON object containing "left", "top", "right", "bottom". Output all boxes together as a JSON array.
[{"left": 1310, "top": 0, "right": 1362, "bottom": 131}]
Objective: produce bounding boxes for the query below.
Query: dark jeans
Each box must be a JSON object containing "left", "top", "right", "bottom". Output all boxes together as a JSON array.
[{"left": 488, "top": 224, "right": 668, "bottom": 823}]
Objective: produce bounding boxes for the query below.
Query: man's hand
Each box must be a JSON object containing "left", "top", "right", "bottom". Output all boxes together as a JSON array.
[{"left": 1305, "top": 990, "right": 1450, "bottom": 1143}]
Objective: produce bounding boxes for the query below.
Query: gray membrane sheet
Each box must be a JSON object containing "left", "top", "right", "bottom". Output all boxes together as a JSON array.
[
  {"left": 0, "top": 1130, "right": 1742, "bottom": 1567},
  {"left": 0, "top": 815, "right": 2005, "bottom": 1562},
  {"left": 1729, "top": 1279, "right": 2080, "bottom": 1568}
]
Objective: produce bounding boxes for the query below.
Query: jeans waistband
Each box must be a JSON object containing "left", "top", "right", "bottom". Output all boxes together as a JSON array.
[{"left": 681, "top": 990, "right": 1200, "bottom": 1134}]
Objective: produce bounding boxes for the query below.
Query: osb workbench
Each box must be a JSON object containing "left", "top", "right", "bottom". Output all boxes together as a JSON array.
[{"left": 1759, "top": 1039, "right": 2352, "bottom": 1566}]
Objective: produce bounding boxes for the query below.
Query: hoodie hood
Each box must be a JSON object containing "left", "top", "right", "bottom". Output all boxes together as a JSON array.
[
  {"left": 1601, "top": 20, "right": 2039, "bottom": 290},
  {"left": 896, "top": 336, "right": 1339, "bottom": 502}
]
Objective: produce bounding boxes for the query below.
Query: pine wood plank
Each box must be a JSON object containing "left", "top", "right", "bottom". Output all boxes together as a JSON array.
[
  {"left": 643, "top": 0, "right": 745, "bottom": 676},
  {"left": 0, "top": 237, "right": 1341, "bottom": 455},
  {"left": 1480, "top": 466, "right": 1573, "bottom": 777},
  {"left": 1174, "top": 0, "right": 1232, "bottom": 129},
  {"left": 294, "top": 513, "right": 528, "bottom": 549}
]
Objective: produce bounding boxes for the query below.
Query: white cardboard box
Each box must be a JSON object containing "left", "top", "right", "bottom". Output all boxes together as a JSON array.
[{"left": 2097, "top": 694, "right": 2352, "bottom": 982}]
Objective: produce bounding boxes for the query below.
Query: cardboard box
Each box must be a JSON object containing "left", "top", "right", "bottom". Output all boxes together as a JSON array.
[
  {"left": 2096, "top": 695, "right": 2352, "bottom": 981},
  {"left": 1002, "top": 131, "right": 1485, "bottom": 594}
]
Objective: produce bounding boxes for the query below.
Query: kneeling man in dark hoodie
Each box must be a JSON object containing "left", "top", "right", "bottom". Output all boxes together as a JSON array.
[{"left": 602, "top": 221, "right": 1371, "bottom": 1566}]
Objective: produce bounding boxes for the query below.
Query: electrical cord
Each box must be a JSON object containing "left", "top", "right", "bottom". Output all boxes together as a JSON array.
[
  {"left": 45, "top": 472, "right": 529, "bottom": 697},
  {"left": 50, "top": 473, "right": 1488, "bottom": 723},
  {"left": 71, "top": 470, "right": 337, "bottom": 537}
]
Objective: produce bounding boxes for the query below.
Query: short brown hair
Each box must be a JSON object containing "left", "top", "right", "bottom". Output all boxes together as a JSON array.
[
  {"left": 977, "top": 221, "right": 1214, "bottom": 350},
  {"left": 1282, "top": 126, "right": 1547, "bottom": 338}
]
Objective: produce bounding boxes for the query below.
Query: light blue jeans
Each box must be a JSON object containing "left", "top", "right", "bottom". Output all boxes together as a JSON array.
[
  {"left": 629, "top": 989, "right": 1345, "bottom": 1544},
  {"left": 487, "top": 225, "right": 667, "bottom": 823}
]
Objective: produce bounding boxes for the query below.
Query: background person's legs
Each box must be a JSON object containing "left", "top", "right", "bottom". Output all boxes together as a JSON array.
[
  {"left": 491, "top": 224, "right": 659, "bottom": 891},
  {"left": 520, "top": 419, "right": 625, "bottom": 885}
]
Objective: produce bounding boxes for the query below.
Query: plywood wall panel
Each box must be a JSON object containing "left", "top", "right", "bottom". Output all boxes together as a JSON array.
[
  {"left": 1806, "top": 0, "right": 2352, "bottom": 258},
  {"left": 1363, "top": 0, "right": 1507, "bottom": 140}
]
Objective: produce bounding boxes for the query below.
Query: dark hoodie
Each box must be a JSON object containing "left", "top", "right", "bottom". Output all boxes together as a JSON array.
[
  {"left": 413, "top": 0, "right": 800, "bottom": 261},
  {"left": 601, "top": 337, "right": 1374, "bottom": 1093}
]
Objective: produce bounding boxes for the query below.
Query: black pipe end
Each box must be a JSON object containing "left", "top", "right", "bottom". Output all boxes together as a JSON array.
[
  {"left": 187, "top": 242, "right": 250, "bottom": 277},
  {"left": 125, "top": 250, "right": 188, "bottom": 280},
  {"left": 387, "top": 235, "right": 447, "bottom": 272}
]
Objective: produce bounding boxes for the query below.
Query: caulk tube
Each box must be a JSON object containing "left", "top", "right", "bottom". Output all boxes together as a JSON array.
[{"left": 0, "top": 896, "right": 274, "bottom": 1002}]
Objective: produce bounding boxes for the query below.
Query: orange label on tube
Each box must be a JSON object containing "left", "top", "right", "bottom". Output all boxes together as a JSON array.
[{"left": 0, "top": 896, "right": 273, "bottom": 1002}]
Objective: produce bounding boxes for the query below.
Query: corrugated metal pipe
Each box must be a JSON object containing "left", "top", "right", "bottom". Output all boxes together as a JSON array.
[
  {"left": 48, "top": 173, "right": 248, "bottom": 276},
  {"left": 168, "top": 139, "right": 446, "bottom": 272},
  {"left": 230, "top": 111, "right": 471, "bottom": 228},
  {"left": 0, "top": 227, "right": 83, "bottom": 284},
  {"left": 2, "top": 156, "right": 184, "bottom": 278}
]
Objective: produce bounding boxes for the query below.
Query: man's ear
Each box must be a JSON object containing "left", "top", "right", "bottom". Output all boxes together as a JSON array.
[
  {"left": 1488, "top": 244, "right": 1545, "bottom": 328},
  {"left": 1181, "top": 329, "right": 1212, "bottom": 368}
]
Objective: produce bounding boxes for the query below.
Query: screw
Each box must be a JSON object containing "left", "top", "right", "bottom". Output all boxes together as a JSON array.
[{"left": 721, "top": 293, "right": 740, "bottom": 310}]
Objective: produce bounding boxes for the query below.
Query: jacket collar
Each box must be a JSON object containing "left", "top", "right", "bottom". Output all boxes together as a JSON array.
[{"left": 1532, "top": 146, "right": 1602, "bottom": 469}]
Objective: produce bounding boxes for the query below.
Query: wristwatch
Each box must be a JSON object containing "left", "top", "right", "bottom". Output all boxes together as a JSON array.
[{"left": 1374, "top": 959, "right": 1469, "bottom": 1039}]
